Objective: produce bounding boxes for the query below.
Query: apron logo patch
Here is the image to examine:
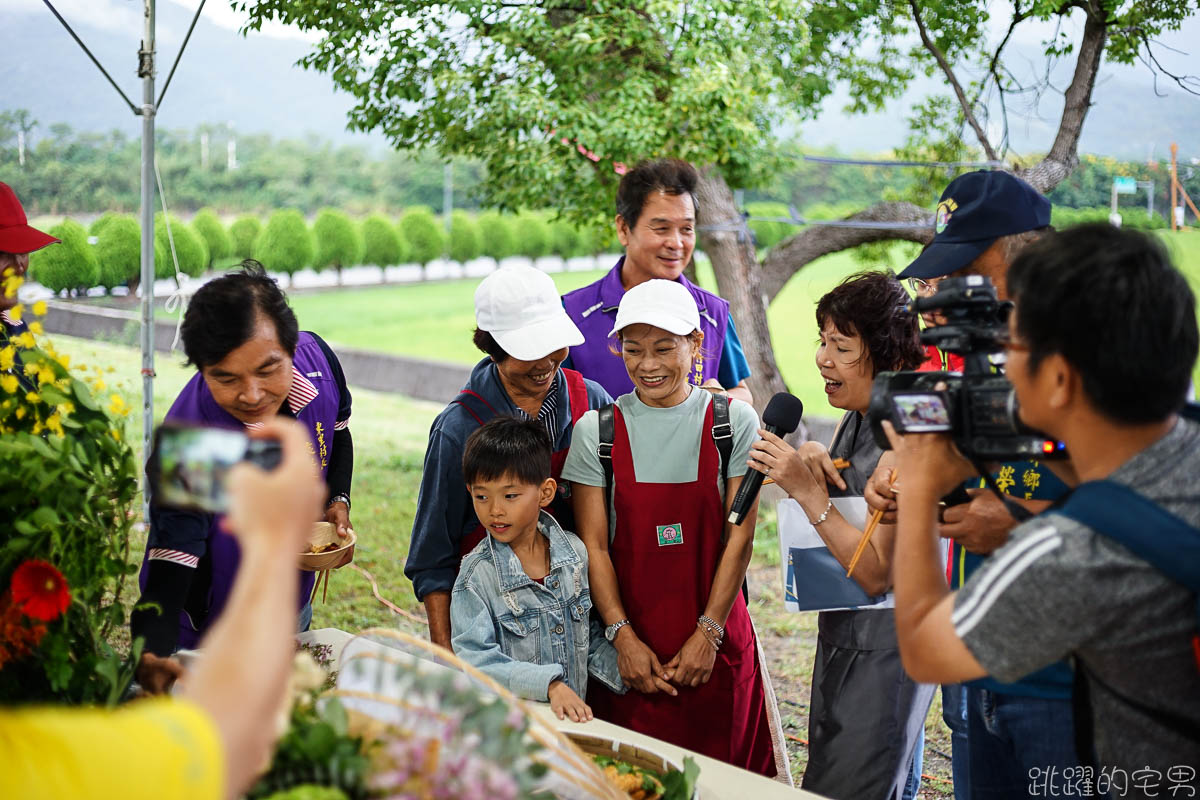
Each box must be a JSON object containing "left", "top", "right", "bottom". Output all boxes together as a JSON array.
[
  {"left": 306, "top": 371, "right": 323, "bottom": 378},
  {"left": 656, "top": 523, "right": 684, "bottom": 546}
]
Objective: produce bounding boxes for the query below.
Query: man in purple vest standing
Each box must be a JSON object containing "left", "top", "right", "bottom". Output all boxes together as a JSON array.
[
  {"left": 562, "top": 159, "right": 753, "bottom": 405},
  {"left": 132, "top": 262, "right": 354, "bottom": 693}
]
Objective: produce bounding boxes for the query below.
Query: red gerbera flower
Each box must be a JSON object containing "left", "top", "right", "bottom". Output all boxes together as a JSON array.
[{"left": 10, "top": 560, "right": 71, "bottom": 622}]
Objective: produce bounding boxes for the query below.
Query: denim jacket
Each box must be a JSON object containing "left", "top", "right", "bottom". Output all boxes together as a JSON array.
[{"left": 450, "top": 511, "right": 624, "bottom": 702}]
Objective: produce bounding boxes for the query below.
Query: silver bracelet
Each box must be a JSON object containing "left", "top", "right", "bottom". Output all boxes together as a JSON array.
[
  {"left": 810, "top": 498, "right": 833, "bottom": 526},
  {"left": 697, "top": 614, "right": 725, "bottom": 642}
]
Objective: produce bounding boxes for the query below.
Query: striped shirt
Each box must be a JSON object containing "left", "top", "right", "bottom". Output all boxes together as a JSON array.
[{"left": 515, "top": 389, "right": 559, "bottom": 442}]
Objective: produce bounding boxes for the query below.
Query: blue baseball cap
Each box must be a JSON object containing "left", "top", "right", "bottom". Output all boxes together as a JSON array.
[{"left": 899, "top": 171, "right": 1051, "bottom": 280}]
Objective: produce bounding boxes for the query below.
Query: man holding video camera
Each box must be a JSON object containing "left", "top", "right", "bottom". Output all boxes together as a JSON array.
[
  {"left": 881, "top": 223, "right": 1200, "bottom": 792},
  {"left": 870, "top": 171, "right": 1079, "bottom": 798}
]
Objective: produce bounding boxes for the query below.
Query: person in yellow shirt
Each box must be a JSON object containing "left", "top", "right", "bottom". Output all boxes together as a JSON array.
[{"left": 1, "top": 417, "right": 325, "bottom": 800}]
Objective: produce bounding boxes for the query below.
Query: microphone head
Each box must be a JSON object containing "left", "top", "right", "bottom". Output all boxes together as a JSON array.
[{"left": 762, "top": 392, "right": 804, "bottom": 434}]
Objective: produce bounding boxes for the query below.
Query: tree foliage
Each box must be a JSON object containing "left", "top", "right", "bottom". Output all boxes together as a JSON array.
[
  {"left": 230, "top": 215, "right": 262, "bottom": 260},
  {"left": 476, "top": 211, "right": 516, "bottom": 262},
  {"left": 312, "top": 208, "right": 363, "bottom": 273},
  {"left": 513, "top": 212, "right": 551, "bottom": 261},
  {"left": 92, "top": 214, "right": 142, "bottom": 290},
  {"left": 448, "top": 210, "right": 481, "bottom": 264},
  {"left": 254, "top": 210, "right": 314, "bottom": 276},
  {"left": 399, "top": 207, "right": 444, "bottom": 267},
  {"left": 191, "top": 208, "right": 233, "bottom": 269},
  {"left": 28, "top": 219, "right": 98, "bottom": 294},
  {"left": 548, "top": 218, "right": 582, "bottom": 260},
  {"left": 361, "top": 213, "right": 405, "bottom": 267},
  {"left": 154, "top": 214, "right": 209, "bottom": 280}
]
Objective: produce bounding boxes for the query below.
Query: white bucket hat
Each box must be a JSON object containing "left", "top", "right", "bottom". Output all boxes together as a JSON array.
[
  {"left": 475, "top": 265, "right": 585, "bottom": 361},
  {"left": 609, "top": 279, "right": 700, "bottom": 337}
]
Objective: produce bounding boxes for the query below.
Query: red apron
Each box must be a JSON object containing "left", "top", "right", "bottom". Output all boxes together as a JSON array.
[
  {"left": 458, "top": 368, "right": 590, "bottom": 557},
  {"left": 590, "top": 402, "right": 776, "bottom": 776}
]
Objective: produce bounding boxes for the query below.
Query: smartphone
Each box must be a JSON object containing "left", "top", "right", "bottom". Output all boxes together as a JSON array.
[
  {"left": 889, "top": 391, "right": 953, "bottom": 433},
  {"left": 148, "top": 423, "right": 282, "bottom": 513}
]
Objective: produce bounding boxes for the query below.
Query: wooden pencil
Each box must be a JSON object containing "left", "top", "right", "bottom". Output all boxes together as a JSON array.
[{"left": 846, "top": 469, "right": 896, "bottom": 578}]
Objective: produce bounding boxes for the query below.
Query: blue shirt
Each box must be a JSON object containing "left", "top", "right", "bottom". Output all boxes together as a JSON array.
[{"left": 404, "top": 358, "right": 611, "bottom": 600}]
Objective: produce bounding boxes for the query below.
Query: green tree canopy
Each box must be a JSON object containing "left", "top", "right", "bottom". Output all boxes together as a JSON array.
[
  {"left": 28, "top": 219, "right": 99, "bottom": 294},
  {"left": 92, "top": 214, "right": 142, "bottom": 290},
  {"left": 513, "top": 212, "right": 551, "bottom": 261},
  {"left": 312, "top": 207, "right": 363, "bottom": 272},
  {"left": 89, "top": 212, "right": 121, "bottom": 238},
  {"left": 398, "top": 207, "right": 444, "bottom": 267},
  {"left": 191, "top": 208, "right": 232, "bottom": 269},
  {"left": 229, "top": 215, "right": 262, "bottom": 260},
  {"left": 476, "top": 211, "right": 516, "bottom": 262},
  {"left": 548, "top": 218, "right": 583, "bottom": 260},
  {"left": 744, "top": 202, "right": 792, "bottom": 251},
  {"left": 154, "top": 214, "right": 209, "bottom": 280},
  {"left": 448, "top": 210, "right": 481, "bottom": 264},
  {"left": 361, "top": 213, "right": 405, "bottom": 267},
  {"left": 253, "top": 210, "right": 314, "bottom": 276}
]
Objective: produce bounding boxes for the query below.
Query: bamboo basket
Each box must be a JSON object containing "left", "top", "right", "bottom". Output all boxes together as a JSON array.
[{"left": 299, "top": 521, "right": 355, "bottom": 572}]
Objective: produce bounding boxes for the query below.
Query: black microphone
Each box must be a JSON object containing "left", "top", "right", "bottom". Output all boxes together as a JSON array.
[{"left": 727, "top": 392, "right": 805, "bottom": 525}]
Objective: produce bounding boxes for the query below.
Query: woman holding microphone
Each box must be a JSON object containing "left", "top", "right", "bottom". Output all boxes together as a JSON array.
[
  {"left": 563, "top": 279, "right": 779, "bottom": 777},
  {"left": 746, "top": 271, "right": 932, "bottom": 799}
]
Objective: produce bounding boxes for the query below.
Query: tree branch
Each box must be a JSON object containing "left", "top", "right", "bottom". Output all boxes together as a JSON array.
[
  {"left": 908, "top": 0, "right": 999, "bottom": 161},
  {"left": 760, "top": 202, "right": 932, "bottom": 303},
  {"left": 1137, "top": 32, "right": 1200, "bottom": 97}
]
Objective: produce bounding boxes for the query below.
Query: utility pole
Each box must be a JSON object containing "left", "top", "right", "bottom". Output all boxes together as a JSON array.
[
  {"left": 1171, "top": 143, "right": 1179, "bottom": 232},
  {"left": 138, "top": 0, "right": 157, "bottom": 518}
]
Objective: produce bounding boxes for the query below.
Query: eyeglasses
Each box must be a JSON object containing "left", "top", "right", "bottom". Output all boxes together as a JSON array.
[{"left": 906, "top": 277, "right": 941, "bottom": 296}]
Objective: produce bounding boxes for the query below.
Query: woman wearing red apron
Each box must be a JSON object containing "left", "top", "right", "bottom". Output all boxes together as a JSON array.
[{"left": 563, "top": 278, "right": 778, "bottom": 776}]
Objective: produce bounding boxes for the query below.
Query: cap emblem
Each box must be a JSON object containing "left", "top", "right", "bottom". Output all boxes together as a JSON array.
[{"left": 935, "top": 198, "right": 958, "bottom": 234}]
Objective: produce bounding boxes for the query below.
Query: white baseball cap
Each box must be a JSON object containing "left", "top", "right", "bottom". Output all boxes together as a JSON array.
[
  {"left": 609, "top": 279, "right": 700, "bottom": 337},
  {"left": 475, "top": 265, "right": 585, "bottom": 361}
]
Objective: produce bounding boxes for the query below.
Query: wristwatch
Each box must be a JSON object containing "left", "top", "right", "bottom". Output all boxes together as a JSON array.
[
  {"left": 326, "top": 493, "right": 351, "bottom": 511},
  {"left": 604, "top": 619, "right": 630, "bottom": 641}
]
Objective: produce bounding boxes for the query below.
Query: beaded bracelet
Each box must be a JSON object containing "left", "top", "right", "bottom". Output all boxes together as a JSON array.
[
  {"left": 810, "top": 498, "right": 833, "bottom": 526},
  {"left": 697, "top": 615, "right": 725, "bottom": 649}
]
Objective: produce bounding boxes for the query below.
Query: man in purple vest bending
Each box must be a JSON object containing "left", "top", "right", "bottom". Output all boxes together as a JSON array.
[
  {"left": 562, "top": 159, "right": 753, "bottom": 405},
  {"left": 132, "top": 262, "right": 354, "bottom": 693}
]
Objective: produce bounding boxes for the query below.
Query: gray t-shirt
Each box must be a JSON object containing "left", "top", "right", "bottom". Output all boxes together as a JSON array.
[
  {"left": 562, "top": 387, "right": 759, "bottom": 492},
  {"left": 954, "top": 417, "right": 1200, "bottom": 778}
]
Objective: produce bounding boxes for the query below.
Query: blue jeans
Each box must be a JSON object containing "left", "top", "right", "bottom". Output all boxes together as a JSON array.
[
  {"left": 902, "top": 727, "right": 924, "bottom": 800},
  {"left": 966, "top": 688, "right": 1078, "bottom": 799},
  {"left": 943, "top": 684, "right": 970, "bottom": 800},
  {"left": 297, "top": 600, "right": 313, "bottom": 633}
]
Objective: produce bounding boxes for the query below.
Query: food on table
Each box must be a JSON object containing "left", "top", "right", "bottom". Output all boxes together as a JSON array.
[{"left": 592, "top": 755, "right": 666, "bottom": 800}]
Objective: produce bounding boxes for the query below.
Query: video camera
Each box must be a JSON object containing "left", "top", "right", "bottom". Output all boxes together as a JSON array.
[{"left": 868, "top": 275, "right": 1066, "bottom": 462}]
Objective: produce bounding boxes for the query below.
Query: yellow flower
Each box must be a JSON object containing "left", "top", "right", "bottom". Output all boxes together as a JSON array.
[
  {"left": 110, "top": 427, "right": 122, "bottom": 441},
  {"left": 37, "top": 366, "right": 55, "bottom": 386},
  {"left": 57, "top": 402, "right": 74, "bottom": 415},
  {"left": 31, "top": 420, "right": 43, "bottom": 435},
  {"left": 107, "top": 394, "right": 128, "bottom": 416},
  {"left": 2, "top": 275, "right": 24, "bottom": 298},
  {"left": 32, "top": 300, "right": 47, "bottom": 317},
  {"left": 29, "top": 321, "right": 44, "bottom": 336},
  {"left": 15, "top": 405, "right": 26, "bottom": 420},
  {"left": 23, "top": 362, "right": 38, "bottom": 377},
  {"left": 0, "top": 346, "right": 14, "bottom": 371},
  {"left": 0, "top": 374, "right": 17, "bottom": 394},
  {"left": 45, "top": 413, "right": 64, "bottom": 436},
  {"left": 6, "top": 304, "right": 22, "bottom": 322},
  {"left": 91, "top": 379, "right": 107, "bottom": 392},
  {"left": 14, "top": 332, "right": 34, "bottom": 349},
  {"left": 57, "top": 354, "right": 71, "bottom": 369},
  {"left": 25, "top": 391, "right": 40, "bottom": 404}
]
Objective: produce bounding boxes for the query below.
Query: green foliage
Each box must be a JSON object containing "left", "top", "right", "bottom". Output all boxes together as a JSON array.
[
  {"left": 1052, "top": 206, "right": 1167, "bottom": 231},
  {"left": 447, "top": 210, "right": 480, "bottom": 263},
  {"left": 548, "top": 217, "right": 583, "bottom": 259},
  {"left": 248, "top": 695, "right": 369, "bottom": 800},
  {"left": 255, "top": 210, "right": 315, "bottom": 276},
  {"left": 154, "top": 214, "right": 209, "bottom": 279},
  {"left": 89, "top": 212, "right": 121, "bottom": 238},
  {"left": 230, "top": 215, "right": 263, "bottom": 260},
  {"left": 476, "top": 211, "right": 516, "bottom": 261},
  {"left": 93, "top": 214, "right": 142, "bottom": 289},
  {"left": 192, "top": 208, "right": 233, "bottom": 269},
  {"left": 361, "top": 214, "right": 406, "bottom": 267},
  {"left": 398, "top": 207, "right": 444, "bottom": 267},
  {"left": 513, "top": 212, "right": 551, "bottom": 260},
  {"left": 745, "top": 202, "right": 792, "bottom": 250},
  {"left": 28, "top": 219, "right": 99, "bottom": 293},
  {"left": 312, "top": 208, "right": 363, "bottom": 272},
  {"left": 0, "top": 336, "right": 141, "bottom": 705}
]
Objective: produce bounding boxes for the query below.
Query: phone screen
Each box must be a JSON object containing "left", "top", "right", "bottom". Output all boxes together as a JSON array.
[
  {"left": 151, "top": 426, "right": 251, "bottom": 513},
  {"left": 892, "top": 392, "right": 952, "bottom": 432}
]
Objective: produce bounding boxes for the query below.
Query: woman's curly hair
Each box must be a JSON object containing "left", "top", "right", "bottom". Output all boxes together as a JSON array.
[{"left": 815, "top": 270, "right": 924, "bottom": 375}]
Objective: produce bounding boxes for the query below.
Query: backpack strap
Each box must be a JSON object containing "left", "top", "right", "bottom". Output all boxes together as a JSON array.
[
  {"left": 561, "top": 368, "right": 590, "bottom": 427},
  {"left": 711, "top": 393, "right": 732, "bottom": 484},
  {"left": 1053, "top": 480, "right": 1200, "bottom": 762},
  {"left": 597, "top": 403, "right": 615, "bottom": 512},
  {"left": 451, "top": 389, "right": 499, "bottom": 427}
]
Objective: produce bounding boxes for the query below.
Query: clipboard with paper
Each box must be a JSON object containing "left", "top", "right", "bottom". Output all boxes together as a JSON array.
[{"left": 778, "top": 496, "right": 894, "bottom": 612}]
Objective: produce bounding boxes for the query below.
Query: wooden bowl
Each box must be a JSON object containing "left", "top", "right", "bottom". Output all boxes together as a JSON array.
[
  {"left": 299, "top": 522, "right": 356, "bottom": 572},
  {"left": 565, "top": 732, "right": 697, "bottom": 799}
]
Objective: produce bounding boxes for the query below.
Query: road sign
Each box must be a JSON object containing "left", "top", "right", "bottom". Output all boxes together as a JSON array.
[{"left": 1114, "top": 176, "right": 1138, "bottom": 195}]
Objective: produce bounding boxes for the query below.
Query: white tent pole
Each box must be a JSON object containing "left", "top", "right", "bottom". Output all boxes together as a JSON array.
[{"left": 139, "top": 0, "right": 156, "bottom": 519}]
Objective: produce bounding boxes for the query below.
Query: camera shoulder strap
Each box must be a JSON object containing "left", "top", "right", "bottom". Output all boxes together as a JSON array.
[
  {"left": 1053, "top": 479, "right": 1200, "bottom": 761},
  {"left": 711, "top": 393, "right": 732, "bottom": 484},
  {"left": 597, "top": 403, "right": 615, "bottom": 511}
]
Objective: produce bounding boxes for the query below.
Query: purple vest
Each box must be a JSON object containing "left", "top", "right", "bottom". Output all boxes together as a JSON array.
[
  {"left": 562, "top": 258, "right": 731, "bottom": 398},
  {"left": 141, "top": 332, "right": 340, "bottom": 648}
]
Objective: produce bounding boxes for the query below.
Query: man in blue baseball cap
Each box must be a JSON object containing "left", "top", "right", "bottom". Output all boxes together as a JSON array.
[{"left": 878, "top": 171, "right": 1080, "bottom": 799}]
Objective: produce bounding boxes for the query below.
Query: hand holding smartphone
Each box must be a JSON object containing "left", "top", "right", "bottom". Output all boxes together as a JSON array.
[{"left": 148, "top": 423, "right": 283, "bottom": 513}]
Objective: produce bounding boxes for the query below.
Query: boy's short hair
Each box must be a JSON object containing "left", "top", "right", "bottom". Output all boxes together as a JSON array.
[
  {"left": 462, "top": 416, "right": 553, "bottom": 486},
  {"left": 1007, "top": 223, "right": 1198, "bottom": 424}
]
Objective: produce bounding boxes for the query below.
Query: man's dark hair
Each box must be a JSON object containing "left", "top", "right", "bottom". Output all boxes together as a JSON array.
[
  {"left": 181, "top": 260, "right": 299, "bottom": 368},
  {"left": 615, "top": 159, "right": 699, "bottom": 228},
  {"left": 462, "top": 416, "right": 552, "bottom": 486},
  {"left": 816, "top": 270, "right": 925, "bottom": 374},
  {"left": 472, "top": 328, "right": 510, "bottom": 363},
  {"left": 1007, "top": 224, "right": 1198, "bottom": 423}
]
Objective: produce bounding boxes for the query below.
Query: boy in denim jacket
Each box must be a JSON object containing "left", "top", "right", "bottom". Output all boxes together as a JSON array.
[{"left": 450, "top": 417, "right": 624, "bottom": 721}]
